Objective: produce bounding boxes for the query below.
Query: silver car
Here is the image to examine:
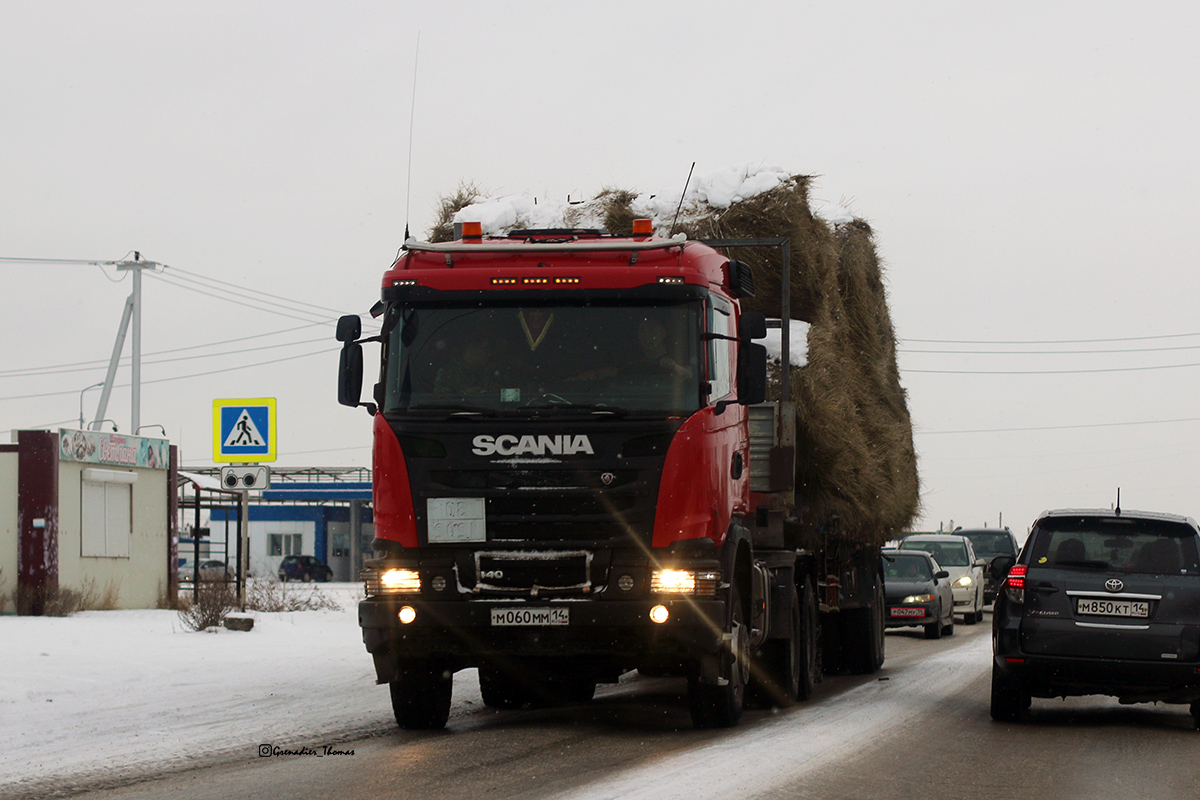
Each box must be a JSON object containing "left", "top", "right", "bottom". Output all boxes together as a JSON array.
[{"left": 898, "top": 534, "right": 987, "bottom": 623}]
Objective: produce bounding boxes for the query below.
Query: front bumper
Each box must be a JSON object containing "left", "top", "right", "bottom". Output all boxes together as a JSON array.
[{"left": 359, "top": 595, "right": 726, "bottom": 679}]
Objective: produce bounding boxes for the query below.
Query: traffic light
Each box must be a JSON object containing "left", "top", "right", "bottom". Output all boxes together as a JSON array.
[{"left": 219, "top": 465, "right": 270, "bottom": 491}]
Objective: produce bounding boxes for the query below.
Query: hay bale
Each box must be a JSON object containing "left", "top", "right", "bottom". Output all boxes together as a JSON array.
[{"left": 430, "top": 173, "right": 920, "bottom": 544}]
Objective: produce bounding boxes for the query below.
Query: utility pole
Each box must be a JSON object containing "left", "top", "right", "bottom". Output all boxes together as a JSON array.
[{"left": 93, "top": 253, "right": 160, "bottom": 433}]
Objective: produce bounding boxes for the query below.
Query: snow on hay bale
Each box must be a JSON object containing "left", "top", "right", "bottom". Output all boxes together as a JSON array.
[{"left": 428, "top": 166, "right": 919, "bottom": 543}]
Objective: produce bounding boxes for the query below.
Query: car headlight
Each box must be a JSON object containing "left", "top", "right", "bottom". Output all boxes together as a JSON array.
[
  {"left": 902, "top": 594, "right": 934, "bottom": 604},
  {"left": 650, "top": 569, "right": 719, "bottom": 597},
  {"left": 956, "top": 575, "right": 973, "bottom": 587},
  {"left": 380, "top": 568, "right": 421, "bottom": 593}
]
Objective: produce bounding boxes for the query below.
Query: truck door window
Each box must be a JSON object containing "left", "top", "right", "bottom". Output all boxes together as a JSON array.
[{"left": 707, "top": 299, "right": 734, "bottom": 401}]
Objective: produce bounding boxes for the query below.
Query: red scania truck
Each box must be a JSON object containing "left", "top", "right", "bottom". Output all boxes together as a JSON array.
[{"left": 337, "top": 220, "right": 885, "bottom": 729}]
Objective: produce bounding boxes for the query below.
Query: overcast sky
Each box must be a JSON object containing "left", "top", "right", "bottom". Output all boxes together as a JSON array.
[{"left": 3, "top": 1, "right": 1199, "bottom": 536}]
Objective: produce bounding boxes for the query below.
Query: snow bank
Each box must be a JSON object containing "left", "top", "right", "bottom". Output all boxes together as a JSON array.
[{"left": 0, "top": 586, "right": 420, "bottom": 796}]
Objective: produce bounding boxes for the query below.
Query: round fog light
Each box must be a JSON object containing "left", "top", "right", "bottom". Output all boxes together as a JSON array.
[
  {"left": 398, "top": 606, "right": 417, "bottom": 624},
  {"left": 649, "top": 604, "right": 669, "bottom": 624},
  {"left": 431, "top": 575, "right": 447, "bottom": 592},
  {"left": 618, "top": 574, "right": 635, "bottom": 592}
]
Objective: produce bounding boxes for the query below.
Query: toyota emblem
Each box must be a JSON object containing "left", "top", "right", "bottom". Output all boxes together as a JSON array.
[
  {"left": 1105, "top": 578, "right": 1124, "bottom": 593},
  {"left": 601, "top": 472, "right": 615, "bottom": 486}
]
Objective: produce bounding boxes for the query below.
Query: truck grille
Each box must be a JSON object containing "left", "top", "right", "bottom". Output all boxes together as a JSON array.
[{"left": 475, "top": 550, "right": 591, "bottom": 593}]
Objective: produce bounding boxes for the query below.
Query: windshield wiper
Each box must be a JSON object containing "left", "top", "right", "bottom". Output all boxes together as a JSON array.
[
  {"left": 403, "top": 403, "right": 497, "bottom": 417},
  {"left": 523, "top": 402, "right": 628, "bottom": 417}
]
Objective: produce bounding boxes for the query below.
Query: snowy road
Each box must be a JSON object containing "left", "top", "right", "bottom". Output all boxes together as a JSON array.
[{"left": 6, "top": 597, "right": 1199, "bottom": 800}]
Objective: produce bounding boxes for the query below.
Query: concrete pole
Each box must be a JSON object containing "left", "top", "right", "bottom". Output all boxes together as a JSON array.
[{"left": 131, "top": 260, "right": 142, "bottom": 433}]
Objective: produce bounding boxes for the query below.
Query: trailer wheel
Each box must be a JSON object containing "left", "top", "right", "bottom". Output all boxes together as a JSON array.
[
  {"left": 688, "top": 583, "right": 748, "bottom": 728},
  {"left": 844, "top": 581, "right": 885, "bottom": 675},
  {"left": 390, "top": 662, "right": 453, "bottom": 729},
  {"left": 479, "top": 667, "right": 529, "bottom": 710},
  {"left": 797, "top": 577, "right": 819, "bottom": 701}
]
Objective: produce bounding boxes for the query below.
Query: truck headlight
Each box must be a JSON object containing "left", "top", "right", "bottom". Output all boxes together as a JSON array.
[
  {"left": 902, "top": 594, "right": 934, "bottom": 604},
  {"left": 956, "top": 575, "right": 973, "bottom": 587},
  {"left": 380, "top": 568, "right": 421, "bottom": 593},
  {"left": 650, "top": 569, "right": 719, "bottom": 597}
]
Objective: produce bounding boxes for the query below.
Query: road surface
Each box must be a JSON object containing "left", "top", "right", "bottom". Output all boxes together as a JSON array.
[{"left": 24, "top": 617, "right": 1200, "bottom": 800}]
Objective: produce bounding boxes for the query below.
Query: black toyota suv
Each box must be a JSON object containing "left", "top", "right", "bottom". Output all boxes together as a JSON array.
[{"left": 990, "top": 508, "right": 1200, "bottom": 728}]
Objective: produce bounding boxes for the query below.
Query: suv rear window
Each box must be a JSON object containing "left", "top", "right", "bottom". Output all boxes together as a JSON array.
[
  {"left": 962, "top": 532, "right": 1015, "bottom": 558},
  {"left": 1028, "top": 516, "right": 1200, "bottom": 576}
]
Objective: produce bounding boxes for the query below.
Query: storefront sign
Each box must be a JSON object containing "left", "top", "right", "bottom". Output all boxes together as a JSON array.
[{"left": 58, "top": 429, "right": 169, "bottom": 470}]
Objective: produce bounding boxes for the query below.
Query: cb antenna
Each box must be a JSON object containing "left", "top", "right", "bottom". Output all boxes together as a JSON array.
[
  {"left": 1115, "top": 487, "right": 1121, "bottom": 516},
  {"left": 670, "top": 161, "right": 696, "bottom": 235},
  {"left": 403, "top": 31, "right": 422, "bottom": 242}
]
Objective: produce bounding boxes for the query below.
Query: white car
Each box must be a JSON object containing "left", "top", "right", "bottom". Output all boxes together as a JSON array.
[{"left": 898, "top": 534, "right": 987, "bottom": 623}]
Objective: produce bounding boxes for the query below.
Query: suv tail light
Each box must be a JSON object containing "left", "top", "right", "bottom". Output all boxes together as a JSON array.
[{"left": 1004, "top": 563, "right": 1028, "bottom": 604}]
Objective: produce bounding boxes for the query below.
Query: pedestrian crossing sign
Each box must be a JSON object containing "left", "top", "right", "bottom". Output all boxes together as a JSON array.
[{"left": 213, "top": 398, "right": 277, "bottom": 463}]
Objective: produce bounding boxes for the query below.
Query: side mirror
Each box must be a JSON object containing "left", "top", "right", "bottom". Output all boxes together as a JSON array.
[
  {"left": 974, "top": 558, "right": 989, "bottom": 568},
  {"left": 989, "top": 556, "right": 1015, "bottom": 581},
  {"left": 738, "top": 311, "right": 768, "bottom": 341},
  {"left": 737, "top": 342, "right": 767, "bottom": 405},
  {"left": 934, "top": 569, "right": 950, "bottom": 580},
  {"left": 336, "top": 314, "right": 362, "bottom": 343},
  {"left": 338, "top": 343, "right": 365, "bottom": 408}
]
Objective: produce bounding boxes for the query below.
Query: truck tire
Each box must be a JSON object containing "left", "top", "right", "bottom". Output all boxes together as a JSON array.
[
  {"left": 688, "top": 583, "right": 748, "bottom": 728},
  {"left": 843, "top": 581, "right": 885, "bottom": 675},
  {"left": 479, "top": 667, "right": 529, "bottom": 710},
  {"left": 797, "top": 577, "right": 819, "bottom": 701},
  {"left": 747, "top": 584, "right": 801, "bottom": 708},
  {"left": 390, "top": 662, "right": 453, "bottom": 730}
]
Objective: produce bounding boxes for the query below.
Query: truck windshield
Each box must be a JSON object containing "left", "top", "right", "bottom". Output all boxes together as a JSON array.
[{"left": 383, "top": 302, "right": 701, "bottom": 415}]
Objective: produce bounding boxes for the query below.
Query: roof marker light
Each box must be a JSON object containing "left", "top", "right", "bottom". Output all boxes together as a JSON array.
[
  {"left": 522, "top": 277, "right": 549, "bottom": 285},
  {"left": 657, "top": 276, "right": 685, "bottom": 284},
  {"left": 554, "top": 277, "right": 580, "bottom": 284},
  {"left": 461, "top": 221, "right": 483, "bottom": 239},
  {"left": 632, "top": 219, "right": 654, "bottom": 236},
  {"left": 392, "top": 278, "right": 418, "bottom": 287},
  {"left": 491, "top": 277, "right": 518, "bottom": 285}
]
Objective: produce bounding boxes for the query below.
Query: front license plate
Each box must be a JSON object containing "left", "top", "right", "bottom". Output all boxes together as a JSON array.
[
  {"left": 490, "top": 607, "right": 569, "bottom": 626},
  {"left": 890, "top": 607, "right": 924, "bottom": 618},
  {"left": 1076, "top": 598, "right": 1150, "bottom": 618}
]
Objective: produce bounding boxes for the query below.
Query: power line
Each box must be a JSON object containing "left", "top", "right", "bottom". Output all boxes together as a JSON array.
[
  {"left": 902, "top": 343, "right": 1200, "bottom": 355},
  {"left": 162, "top": 264, "right": 349, "bottom": 316},
  {"left": 916, "top": 416, "right": 1200, "bottom": 435},
  {"left": 904, "top": 331, "right": 1200, "bottom": 345},
  {"left": 0, "top": 347, "right": 339, "bottom": 402},
  {"left": 145, "top": 272, "right": 337, "bottom": 324},
  {"left": 905, "top": 361, "right": 1200, "bottom": 375}
]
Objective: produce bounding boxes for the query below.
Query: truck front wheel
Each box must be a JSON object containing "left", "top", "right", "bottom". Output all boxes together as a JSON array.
[
  {"left": 479, "top": 667, "right": 529, "bottom": 710},
  {"left": 390, "top": 662, "right": 453, "bottom": 730},
  {"left": 688, "top": 584, "right": 748, "bottom": 728}
]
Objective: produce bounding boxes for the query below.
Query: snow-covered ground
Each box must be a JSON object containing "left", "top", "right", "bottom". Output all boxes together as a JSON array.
[{"left": 0, "top": 584, "right": 437, "bottom": 797}]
